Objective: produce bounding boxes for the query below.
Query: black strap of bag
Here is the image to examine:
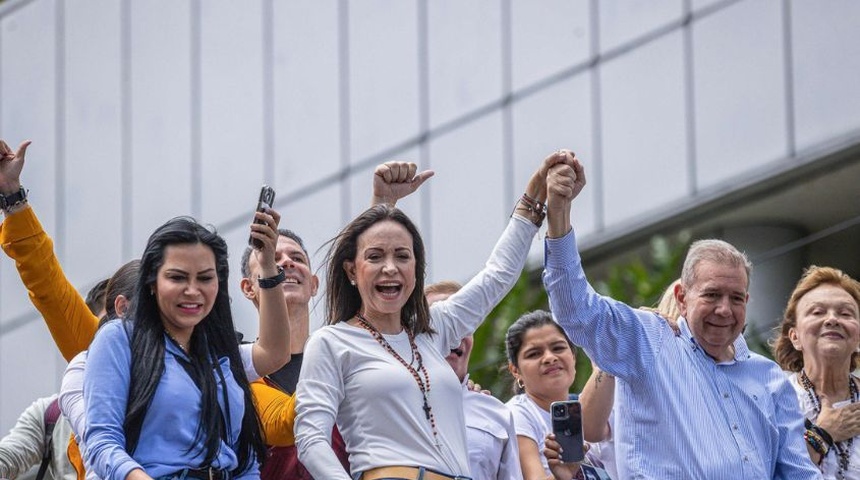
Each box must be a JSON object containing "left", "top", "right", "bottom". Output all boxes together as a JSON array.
[{"left": 36, "top": 397, "right": 62, "bottom": 480}]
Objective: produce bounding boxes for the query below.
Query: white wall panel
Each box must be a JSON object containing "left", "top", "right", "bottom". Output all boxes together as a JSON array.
[
  {"left": 427, "top": 1, "right": 502, "bottom": 127},
  {"left": 694, "top": 0, "right": 787, "bottom": 189},
  {"left": 428, "top": 113, "right": 505, "bottom": 284},
  {"left": 513, "top": 73, "right": 597, "bottom": 239},
  {"left": 511, "top": 1, "right": 590, "bottom": 90},
  {"left": 273, "top": 0, "right": 341, "bottom": 191},
  {"left": 349, "top": 1, "right": 419, "bottom": 162},
  {"left": 0, "top": 0, "right": 57, "bottom": 322},
  {"left": 64, "top": 0, "right": 123, "bottom": 284},
  {"left": 792, "top": 0, "right": 860, "bottom": 150},
  {"left": 0, "top": 320, "right": 63, "bottom": 433},
  {"left": 600, "top": 0, "right": 682, "bottom": 53},
  {"left": 601, "top": 32, "right": 687, "bottom": 226},
  {"left": 130, "top": 1, "right": 193, "bottom": 254},
  {"left": 199, "top": 1, "right": 265, "bottom": 224}
]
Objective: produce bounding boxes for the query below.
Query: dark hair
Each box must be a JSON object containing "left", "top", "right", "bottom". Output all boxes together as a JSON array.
[
  {"left": 102, "top": 259, "right": 141, "bottom": 323},
  {"left": 240, "top": 228, "right": 309, "bottom": 278},
  {"left": 85, "top": 278, "right": 110, "bottom": 316},
  {"left": 325, "top": 204, "right": 432, "bottom": 335},
  {"left": 773, "top": 266, "right": 860, "bottom": 372},
  {"left": 505, "top": 310, "right": 575, "bottom": 394},
  {"left": 124, "top": 217, "right": 264, "bottom": 472}
]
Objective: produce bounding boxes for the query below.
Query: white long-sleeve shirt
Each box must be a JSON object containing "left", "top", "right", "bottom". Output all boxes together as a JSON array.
[{"left": 295, "top": 215, "right": 537, "bottom": 479}]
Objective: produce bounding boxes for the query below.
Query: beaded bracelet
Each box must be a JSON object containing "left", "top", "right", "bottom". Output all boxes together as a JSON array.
[
  {"left": 804, "top": 429, "right": 830, "bottom": 457},
  {"left": 513, "top": 193, "right": 546, "bottom": 227},
  {"left": 805, "top": 418, "right": 836, "bottom": 447}
]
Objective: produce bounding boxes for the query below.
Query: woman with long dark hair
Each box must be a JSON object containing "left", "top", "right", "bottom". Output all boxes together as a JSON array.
[
  {"left": 294, "top": 152, "right": 572, "bottom": 480},
  {"left": 84, "top": 214, "right": 286, "bottom": 480}
]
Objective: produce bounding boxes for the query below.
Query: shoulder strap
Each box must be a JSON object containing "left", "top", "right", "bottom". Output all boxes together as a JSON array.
[{"left": 36, "top": 398, "right": 61, "bottom": 480}]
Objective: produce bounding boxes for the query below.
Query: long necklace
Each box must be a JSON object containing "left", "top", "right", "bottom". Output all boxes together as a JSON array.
[
  {"left": 800, "top": 370, "right": 858, "bottom": 480},
  {"left": 355, "top": 313, "right": 439, "bottom": 442}
]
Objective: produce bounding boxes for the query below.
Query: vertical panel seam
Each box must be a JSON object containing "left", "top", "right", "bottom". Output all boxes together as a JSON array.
[
  {"left": 782, "top": 0, "right": 796, "bottom": 157},
  {"left": 337, "top": 0, "right": 351, "bottom": 225},
  {"left": 262, "top": 0, "right": 275, "bottom": 183},
  {"left": 417, "top": 0, "right": 432, "bottom": 253},
  {"left": 55, "top": 0, "right": 66, "bottom": 260},
  {"left": 683, "top": 0, "right": 698, "bottom": 195},
  {"left": 501, "top": 0, "right": 514, "bottom": 224},
  {"left": 121, "top": 0, "right": 132, "bottom": 259},
  {"left": 190, "top": 0, "right": 201, "bottom": 218},
  {"left": 590, "top": 0, "right": 604, "bottom": 231}
]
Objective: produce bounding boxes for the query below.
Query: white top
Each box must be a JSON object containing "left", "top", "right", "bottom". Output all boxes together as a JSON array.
[
  {"left": 295, "top": 215, "right": 537, "bottom": 479},
  {"left": 507, "top": 393, "right": 552, "bottom": 475},
  {"left": 788, "top": 372, "right": 860, "bottom": 479},
  {"left": 58, "top": 343, "right": 260, "bottom": 480},
  {"left": 461, "top": 379, "right": 522, "bottom": 480}
]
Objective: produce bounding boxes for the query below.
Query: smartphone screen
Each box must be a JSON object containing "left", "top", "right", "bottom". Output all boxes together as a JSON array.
[
  {"left": 551, "top": 400, "right": 585, "bottom": 463},
  {"left": 249, "top": 185, "right": 276, "bottom": 249}
]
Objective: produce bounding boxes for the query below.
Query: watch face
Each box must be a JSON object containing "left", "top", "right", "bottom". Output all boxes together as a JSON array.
[{"left": 0, "top": 187, "right": 26, "bottom": 209}]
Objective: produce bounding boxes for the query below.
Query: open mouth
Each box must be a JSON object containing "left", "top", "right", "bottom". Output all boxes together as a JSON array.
[
  {"left": 283, "top": 276, "right": 301, "bottom": 285},
  {"left": 376, "top": 283, "right": 402, "bottom": 297},
  {"left": 450, "top": 348, "right": 464, "bottom": 357}
]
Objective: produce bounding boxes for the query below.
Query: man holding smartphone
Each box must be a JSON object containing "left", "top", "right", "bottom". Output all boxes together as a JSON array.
[{"left": 539, "top": 152, "right": 821, "bottom": 479}]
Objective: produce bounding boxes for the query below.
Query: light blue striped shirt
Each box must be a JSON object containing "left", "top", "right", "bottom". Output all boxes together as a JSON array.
[{"left": 543, "top": 229, "right": 821, "bottom": 480}]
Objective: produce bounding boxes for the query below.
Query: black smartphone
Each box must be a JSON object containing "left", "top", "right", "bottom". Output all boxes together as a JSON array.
[
  {"left": 249, "top": 185, "right": 276, "bottom": 249},
  {"left": 551, "top": 400, "right": 585, "bottom": 463}
]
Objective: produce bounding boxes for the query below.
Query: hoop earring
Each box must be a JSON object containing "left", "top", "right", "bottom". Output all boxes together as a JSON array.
[{"left": 516, "top": 377, "right": 524, "bottom": 390}]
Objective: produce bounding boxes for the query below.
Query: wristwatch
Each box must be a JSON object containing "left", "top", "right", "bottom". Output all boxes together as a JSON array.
[
  {"left": 258, "top": 266, "right": 286, "bottom": 289},
  {"left": 0, "top": 186, "right": 27, "bottom": 211}
]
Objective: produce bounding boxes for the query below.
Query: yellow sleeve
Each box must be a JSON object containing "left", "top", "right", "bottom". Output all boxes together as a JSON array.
[
  {"left": 251, "top": 379, "right": 297, "bottom": 446},
  {"left": 67, "top": 434, "right": 85, "bottom": 480},
  {"left": 0, "top": 207, "right": 98, "bottom": 361}
]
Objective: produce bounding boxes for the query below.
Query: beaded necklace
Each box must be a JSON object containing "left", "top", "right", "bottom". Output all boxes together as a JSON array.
[
  {"left": 355, "top": 313, "right": 439, "bottom": 443},
  {"left": 799, "top": 370, "right": 859, "bottom": 480}
]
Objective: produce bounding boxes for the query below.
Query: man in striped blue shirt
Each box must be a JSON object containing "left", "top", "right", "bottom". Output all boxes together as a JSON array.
[{"left": 540, "top": 154, "right": 821, "bottom": 479}]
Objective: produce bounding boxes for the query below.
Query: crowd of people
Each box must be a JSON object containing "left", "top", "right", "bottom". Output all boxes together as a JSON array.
[{"left": 0, "top": 137, "right": 858, "bottom": 480}]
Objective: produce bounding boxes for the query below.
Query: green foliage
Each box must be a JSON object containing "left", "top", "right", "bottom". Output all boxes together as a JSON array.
[{"left": 467, "top": 233, "right": 690, "bottom": 402}]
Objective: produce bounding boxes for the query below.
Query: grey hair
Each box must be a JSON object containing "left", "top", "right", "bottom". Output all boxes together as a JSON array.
[{"left": 681, "top": 239, "right": 752, "bottom": 290}]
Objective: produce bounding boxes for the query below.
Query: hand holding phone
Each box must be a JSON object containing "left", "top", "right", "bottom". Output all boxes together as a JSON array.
[
  {"left": 249, "top": 185, "right": 276, "bottom": 249},
  {"left": 551, "top": 400, "right": 585, "bottom": 463}
]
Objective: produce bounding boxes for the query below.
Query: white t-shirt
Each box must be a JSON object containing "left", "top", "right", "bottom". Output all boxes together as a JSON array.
[{"left": 507, "top": 393, "right": 552, "bottom": 475}]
